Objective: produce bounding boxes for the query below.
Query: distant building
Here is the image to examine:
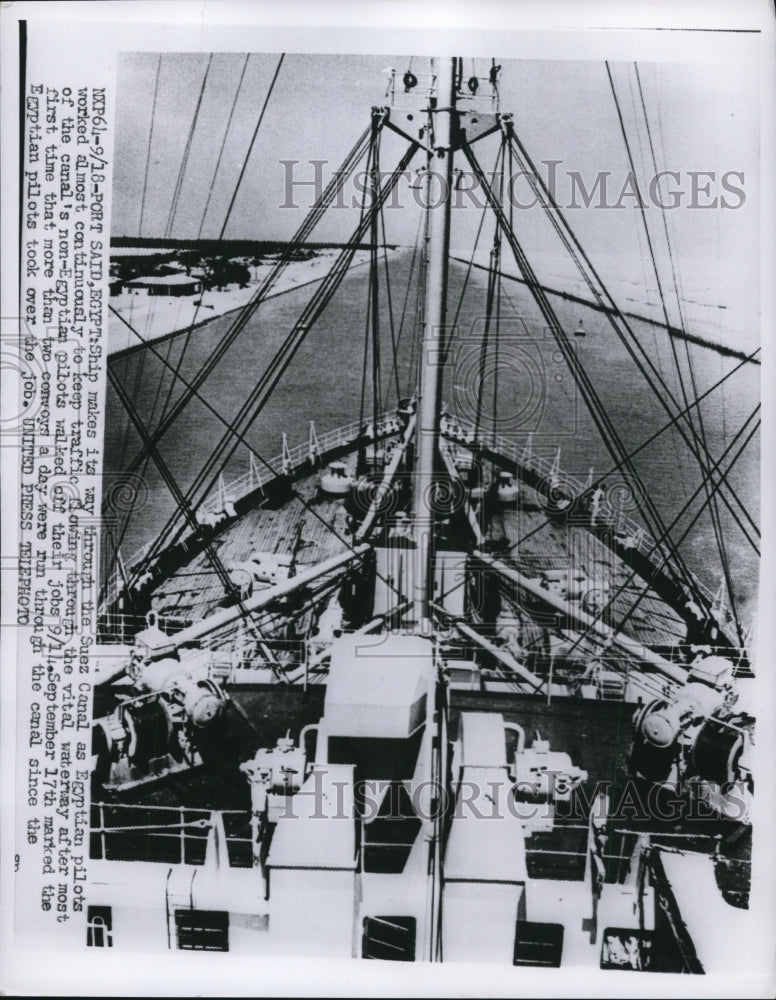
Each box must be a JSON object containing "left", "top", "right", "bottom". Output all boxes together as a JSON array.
[{"left": 125, "top": 274, "right": 203, "bottom": 297}]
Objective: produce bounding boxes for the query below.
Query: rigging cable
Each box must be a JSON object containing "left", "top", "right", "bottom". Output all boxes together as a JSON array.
[
  {"left": 504, "top": 120, "right": 758, "bottom": 543},
  {"left": 143, "top": 51, "right": 286, "bottom": 481},
  {"left": 508, "top": 346, "right": 760, "bottom": 555},
  {"left": 198, "top": 53, "right": 251, "bottom": 238},
  {"left": 463, "top": 137, "right": 702, "bottom": 608},
  {"left": 447, "top": 256, "right": 759, "bottom": 365},
  {"left": 474, "top": 139, "right": 506, "bottom": 441},
  {"left": 633, "top": 62, "right": 744, "bottom": 641},
  {"left": 624, "top": 69, "right": 692, "bottom": 507},
  {"left": 446, "top": 147, "right": 496, "bottom": 364},
  {"left": 107, "top": 366, "right": 285, "bottom": 677},
  {"left": 442, "top": 138, "right": 502, "bottom": 477},
  {"left": 390, "top": 203, "right": 424, "bottom": 398},
  {"left": 107, "top": 120, "right": 375, "bottom": 596},
  {"left": 105, "top": 309, "right": 408, "bottom": 613},
  {"left": 111, "top": 53, "right": 256, "bottom": 575},
  {"left": 164, "top": 53, "right": 214, "bottom": 240},
  {"left": 117, "top": 51, "right": 167, "bottom": 487},
  {"left": 505, "top": 130, "right": 759, "bottom": 554},
  {"left": 378, "top": 158, "right": 402, "bottom": 404},
  {"left": 159, "top": 141, "right": 420, "bottom": 557},
  {"left": 358, "top": 140, "right": 377, "bottom": 442},
  {"left": 370, "top": 119, "right": 384, "bottom": 437},
  {"left": 120, "top": 124, "right": 373, "bottom": 477},
  {"left": 612, "top": 61, "right": 743, "bottom": 643},
  {"left": 407, "top": 194, "right": 429, "bottom": 397},
  {"left": 218, "top": 53, "right": 284, "bottom": 241},
  {"left": 128, "top": 140, "right": 421, "bottom": 568},
  {"left": 138, "top": 54, "right": 162, "bottom": 238},
  {"left": 158, "top": 52, "right": 281, "bottom": 430},
  {"left": 495, "top": 135, "right": 512, "bottom": 438},
  {"left": 559, "top": 403, "right": 760, "bottom": 664},
  {"left": 128, "top": 51, "right": 217, "bottom": 539},
  {"left": 618, "top": 62, "right": 718, "bottom": 577}
]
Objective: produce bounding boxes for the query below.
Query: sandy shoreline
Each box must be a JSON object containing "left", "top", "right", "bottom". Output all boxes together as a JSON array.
[
  {"left": 108, "top": 243, "right": 754, "bottom": 361},
  {"left": 108, "top": 248, "right": 383, "bottom": 356}
]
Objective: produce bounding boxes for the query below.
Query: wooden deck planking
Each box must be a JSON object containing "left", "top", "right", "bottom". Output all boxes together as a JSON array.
[
  {"left": 492, "top": 495, "right": 685, "bottom": 648},
  {"left": 147, "top": 446, "right": 685, "bottom": 650},
  {"left": 150, "top": 467, "right": 354, "bottom": 621}
]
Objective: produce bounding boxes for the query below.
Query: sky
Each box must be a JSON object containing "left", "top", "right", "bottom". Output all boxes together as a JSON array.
[{"left": 111, "top": 48, "right": 760, "bottom": 351}]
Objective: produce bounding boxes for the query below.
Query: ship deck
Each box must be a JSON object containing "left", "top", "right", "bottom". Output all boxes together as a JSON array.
[
  {"left": 90, "top": 685, "right": 750, "bottom": 908},
  {"left": 145, "top": 440, "right": 686, "bottom": 653},
  {"left": 488, "top": 479, "right": 685, "bottom": 650},
  {"left": 149, "top": 459, "right": 355, "bottom": 622}
]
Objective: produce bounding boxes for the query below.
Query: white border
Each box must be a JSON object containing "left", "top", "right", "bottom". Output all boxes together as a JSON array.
[{"left": 1, "top": 1, "right": 775, "bottom": 996}]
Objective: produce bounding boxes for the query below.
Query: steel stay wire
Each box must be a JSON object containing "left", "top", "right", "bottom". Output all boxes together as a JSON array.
[
  {"left": 116, "top": 53, "right": 258, "bottom": 565},
  {"left": 503, "top": 346, "right": 760, "bottom": 558},
  {"left": 106, "top": 119, "right": 374, "bottom": 588},
  {"left": 149, "top": 142, "right": 420, "bottom": 565},
  {"left": 121, "top": 122, "right": 372, "bottom": 477},
  {"left": 112, "top": 140, "right": 420, "bottom": 582},
  {"left": 462, "top": 137, "right": 702, "bottom": 610},
  {"left": 608, "top": 61, "right": 743, "bottom": 644},
  {"left": 505, "top": 129, "right": 758, "bottom": 550},
  {"left": 555, "top": 404, "right": 760, "bottom": 667},
  {"left": 104, "top": 308, "right": 410, "bottom": 615}
]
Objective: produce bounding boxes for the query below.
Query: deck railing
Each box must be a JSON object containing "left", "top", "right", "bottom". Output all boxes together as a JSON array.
[
  {"left": 90, "top": 801, "right": 253, "bottom": 868},
  {"left": 100, "top": 410, "right": 403, "bottom": 611},
  {"left": 438, "top": 414, "right": 734, "bottom": 631},
  {"left": 99, "top": 406, "right": 736, "bottom": 639},
  {"left": 89, "top": 801, "right": 746, "bottom": 896}
]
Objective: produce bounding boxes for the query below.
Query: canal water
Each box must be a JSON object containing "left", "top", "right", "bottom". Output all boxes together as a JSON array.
[{"left": 104, "top": 250, "right": 759, "bottom": 625}]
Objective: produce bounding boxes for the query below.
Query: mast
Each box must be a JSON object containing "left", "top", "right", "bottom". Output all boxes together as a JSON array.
[{"left": 412, "top": 57, "right": 456, "bottom": 627}]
